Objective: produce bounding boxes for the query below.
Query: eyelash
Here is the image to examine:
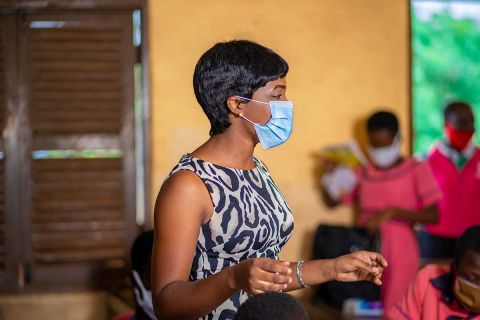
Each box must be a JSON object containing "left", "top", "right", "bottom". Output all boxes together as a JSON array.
[{"left": 272, "top": 94, "right": 282, "bottom": 100}]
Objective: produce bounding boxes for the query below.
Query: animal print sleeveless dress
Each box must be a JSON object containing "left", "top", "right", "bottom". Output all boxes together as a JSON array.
[{"left": 169, "top": 154, "right": 295, "bottom": 320}]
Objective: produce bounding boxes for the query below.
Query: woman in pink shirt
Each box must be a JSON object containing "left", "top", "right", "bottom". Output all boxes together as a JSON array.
[
  {"left": 323, "top": 111, "right": 442, "bottom": 312},
  {"left": 422, "top": 102, "right": 480, "bottom": 260},
  {"left": 386, "top": 225, "right": 480, "bottom": 319}
]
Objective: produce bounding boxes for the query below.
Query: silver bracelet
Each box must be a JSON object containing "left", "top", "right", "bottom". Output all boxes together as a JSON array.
[{"left": 296, "top": 260, "right": 310, "bottom": 288}]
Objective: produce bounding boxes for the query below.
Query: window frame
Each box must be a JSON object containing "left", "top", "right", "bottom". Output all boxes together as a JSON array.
[{"left": 0, "top": 0, "right": 151, "bottom": 292}]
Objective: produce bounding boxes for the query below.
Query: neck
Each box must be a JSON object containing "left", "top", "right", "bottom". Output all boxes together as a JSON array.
[
  {"left": 192, "top": 126, "right": 257, "bottom": 170},
  {"left": 453, "top": 145, "right": 467, "bottom": 153},
  {"left": 446, "top": 140, "right": 467, "bottom": 153}
]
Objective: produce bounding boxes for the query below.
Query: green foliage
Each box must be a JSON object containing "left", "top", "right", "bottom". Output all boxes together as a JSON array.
[
  {"left": 32, "top": 149, "right": 122, "bottom": 159},
  {"left": 412, "top": 9, "right": 480, "bottom": 154}
]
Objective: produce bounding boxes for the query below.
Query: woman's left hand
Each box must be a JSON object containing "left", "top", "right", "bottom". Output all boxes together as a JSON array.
[{"left": 332, "top": 251, "right": 387, "bottom": 286}]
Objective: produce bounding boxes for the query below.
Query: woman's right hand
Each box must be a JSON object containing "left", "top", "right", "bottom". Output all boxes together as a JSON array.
[
  {"left": 228, "top": 258, "right": 293, "bottom": 295},
  {"left": 332, "top": 251, "right": 387, "bottom": 286}
]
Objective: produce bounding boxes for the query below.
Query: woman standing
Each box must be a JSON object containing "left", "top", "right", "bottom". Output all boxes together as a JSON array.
[
  {"left": 152, "top": 40, "right": 387, "bottom": 320},
  {"left": 322, "top": 111, "right": 441, "bottom": 312}
]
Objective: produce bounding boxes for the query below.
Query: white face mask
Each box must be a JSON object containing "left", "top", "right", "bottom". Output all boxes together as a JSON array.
[
  {"left": 132, "top": 270, "right": 157, "bottom": 320},
  {"left": 368, "top": 135, "right": 401, "bottom": 168}
]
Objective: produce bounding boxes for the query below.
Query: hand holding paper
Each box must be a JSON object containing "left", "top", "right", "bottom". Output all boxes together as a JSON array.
[{"left": 321, "top": 166, "right": 358, "bottom": 201}]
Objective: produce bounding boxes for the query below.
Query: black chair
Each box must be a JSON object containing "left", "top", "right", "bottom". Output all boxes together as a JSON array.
[{"left": 312, "top": 224, "right": 381, "bottom": 309}]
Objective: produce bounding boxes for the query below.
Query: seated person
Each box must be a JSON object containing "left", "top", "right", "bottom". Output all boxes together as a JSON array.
[
  {"left": 386, "top": 225, "right": 480, "bottom": 319},
  {"left": 234, "top": 292, "right": 309, "bottom": 320},
  {"left": 131, "top": 230, "right": 156, "bottom": 320}
]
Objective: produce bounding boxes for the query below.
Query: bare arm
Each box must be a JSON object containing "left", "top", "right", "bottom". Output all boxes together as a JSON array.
[
  {"left": 152, "top": 171, "right": 293, "bottom": 320},
  {"left": 284, "top": 251, "right": 388, "bottom": 291},
  {"left": 388, "top": 204, "right": 439, "bottom": 224},
  {"left": 316, "top": 159, "right": 341, "bottom": 208},
  {"left": 366, "top": 204, "right": 439, "bottom": 234},
  {"left": 321, "top": 186, "right": 341, "bottom": 208}
]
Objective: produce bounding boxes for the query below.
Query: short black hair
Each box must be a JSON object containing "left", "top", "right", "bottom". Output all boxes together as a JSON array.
[
  {"left": 131, "top": 230, "right": 154, "bottom": 274},
  {"left": 234, "top": 292, "right": 309, "bottom": 320},
  {"left": 444, "top": 101, "right": 472, "bottom": 120},
  {"left": 193, "top": 40, "right": 289, "bottom": 136},
  {"left": 367, "top": 111, "right": 399, "bottom": 135},
  {"left": 454, "top": 225, "right": 480, "bottom": 267}
]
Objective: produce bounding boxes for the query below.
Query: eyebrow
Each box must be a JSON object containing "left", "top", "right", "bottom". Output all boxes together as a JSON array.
[{"left": 273, "top": 85, "right": 286, "bottom": 90}]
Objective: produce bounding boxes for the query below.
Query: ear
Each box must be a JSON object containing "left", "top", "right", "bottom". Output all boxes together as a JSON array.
[{"left": 226, "top": 96, "right": 245, "bottom": 116}]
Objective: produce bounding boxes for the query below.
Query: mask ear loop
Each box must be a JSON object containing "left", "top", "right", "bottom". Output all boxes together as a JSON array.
[
  {"left": 234, "top": 96, "right": 273, "bottom": 126},
  {"left": 235, "top": 96, "right": 264, "bottom": 125},
  {"left": 233, "top": 95, "right": 269, "bottom": 105},
  {"left": 239, "top": 112, "right": 256, "bottom": 125},
  {"left": 132, "top": 270, "right": 148, "bottom": 300},
  {"left": 394, "top": 133, "right": 402, "bottom": 144}
]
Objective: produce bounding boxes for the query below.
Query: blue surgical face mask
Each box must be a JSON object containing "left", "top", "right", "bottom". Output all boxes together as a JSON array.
[{"left": 235, "top": 96, "right": 294, "bottom": 150}]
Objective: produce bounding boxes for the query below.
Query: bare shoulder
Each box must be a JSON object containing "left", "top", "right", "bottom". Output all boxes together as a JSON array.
[
  {"left": 154, "top": 169, "right": 212, "bottom": 225},
  {"left": 159, "top": 169, "right": 207, "bottom": 198}
]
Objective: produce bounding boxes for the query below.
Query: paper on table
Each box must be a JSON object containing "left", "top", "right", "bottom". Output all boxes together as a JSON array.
[{"left": 321, "top": 166, "right": 358, "bottom": 201}]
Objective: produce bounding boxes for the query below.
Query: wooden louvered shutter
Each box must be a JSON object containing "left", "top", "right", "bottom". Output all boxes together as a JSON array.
[
  {"left": 22, "top": 11, "right": 137, "bottom": 288},
  {"left": 0, "top": 16, "right": 7, "bottom": 288},
  {"left": 0, "top": 14, "right": 18, "bottom": 291},
  {"left": 0, "top": 16, "right": 8, "bottom": 289}
]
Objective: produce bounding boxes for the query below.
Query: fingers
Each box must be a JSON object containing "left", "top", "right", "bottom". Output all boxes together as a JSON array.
[
  {"left": 259, "top": 259, "right": 292, "bottom": 275},
  {"left": 355, "top": 251, "right": 388, "bottom": 268},
  {"left": 370, "top": 270, "right": 383, "bottom": 286},
  {"left": 346, "top": 258, "right": 385, "bottom": 287},
  {"left": 364, "top": 271, "right": 383, "bottom": 286},
  {"left": 373, "top": 252, "right": 388, "bottom": 268},
  {"left": 255, "top": 280, "right": 289, "bottom": 293},
  {"left": 257, "top": 259, "right": 292, "bottom": 288},
  {"left": 251, "top": 289, "right": 265, "bottom": 295},
  {"left": 258, "top": 269, "right": 292, "bottom": 285},
  {"left": 248, "top": 274, "right": 290, "bottom": 294},
  {"left": 373, "top": 273, "right": 383, "bottom": 286},
  {"left": 332, "top": 252, "right": 387, "bottom": 286},
  {"left": 350, "top": 257, "right": 381, "bottom": 275},
  {"left": 351, "top": 251, "right": 386, "bottom": 286},
  {"left": 246, "top": 258, "right": 292, "bottom": 294}
]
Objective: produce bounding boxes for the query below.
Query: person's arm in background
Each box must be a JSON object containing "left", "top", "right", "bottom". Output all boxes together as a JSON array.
[
  {"left": 366, "top": 205, "right": 438, "bottom": 235},
  {"left": 387, "top": 205, "right": 438, "bottom": 224},
  {"left": 152, "top": 171, "right": 292, "bottom": 320},
  {"left": 319, "top": 160, "right": 360, "bottom": 208},
  {"left": 366, "top": 160, "right": 442, "bottom": 235},
  {"left": 321, "top": 185, "right": 341, "bottom": 208},
  {"left": 315, "top": 158, "right": 341, "bottom": 207}
]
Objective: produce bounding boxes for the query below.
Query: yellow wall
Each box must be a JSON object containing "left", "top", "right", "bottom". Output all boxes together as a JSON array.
[{"left": 148, "top": 0, "right": 410, "bottom": 285}]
